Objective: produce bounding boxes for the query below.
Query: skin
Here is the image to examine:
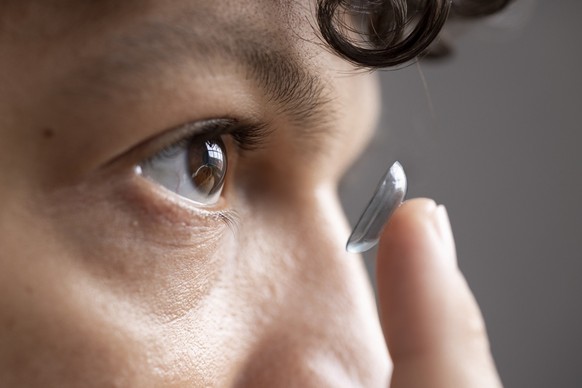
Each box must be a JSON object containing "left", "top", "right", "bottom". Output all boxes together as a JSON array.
[{"left": 0, "top": 1, "right": 501, "bottom": 387}]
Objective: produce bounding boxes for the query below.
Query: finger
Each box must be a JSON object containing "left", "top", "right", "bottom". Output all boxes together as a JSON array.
[{"left": 376, "top": 198, "right": 502, "bottom": 388}]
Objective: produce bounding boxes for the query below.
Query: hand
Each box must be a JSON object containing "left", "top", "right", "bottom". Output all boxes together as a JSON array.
[{"left": 377, "top": 199, "right": 502, "bottom": 387}]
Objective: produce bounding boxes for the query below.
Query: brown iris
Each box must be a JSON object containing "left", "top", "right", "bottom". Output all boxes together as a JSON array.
[{"left": 187, "top": 137, "right": 227, "bottom": 197}]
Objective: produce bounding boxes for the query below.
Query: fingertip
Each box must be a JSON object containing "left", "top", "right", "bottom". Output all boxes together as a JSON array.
[
  {"left": 379, "top": 198, "right": 438, "bottom": 244},
  {"left": 377, "top": 198, "right": 445, "bottom": 276},
  {"left": 378, "top": 198, "right": 455, "bottom": 269}
]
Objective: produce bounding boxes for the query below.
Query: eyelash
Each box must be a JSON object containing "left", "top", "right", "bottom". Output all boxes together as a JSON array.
[{"left": 148, "top": 118, "right": 271, "bottom": 161}]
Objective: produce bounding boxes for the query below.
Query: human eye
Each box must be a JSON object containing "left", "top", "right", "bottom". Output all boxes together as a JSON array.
[
  {"left": 135, "top": 118, "right": 268, "bottom": 207},
  {"left": 138, "top": 130, "right": 227, "bottom": 206}
]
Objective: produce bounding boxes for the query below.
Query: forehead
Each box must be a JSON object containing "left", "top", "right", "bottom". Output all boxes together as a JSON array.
[
  {"left": 0, "top": 0, "right": 320, "bottom": 90},
  {"left": 0, "top": 0, "right": 301, "bottom": 38},
  {"left": 1, "top": 0, "right": 327, "bottom": 112}
]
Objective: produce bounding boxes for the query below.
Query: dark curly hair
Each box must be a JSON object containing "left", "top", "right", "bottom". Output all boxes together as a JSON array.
[{"left": 317, "top": 0, "right": 512, "bottom": 68}]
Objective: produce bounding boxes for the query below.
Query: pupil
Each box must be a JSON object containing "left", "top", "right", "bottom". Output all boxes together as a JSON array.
[{"left": 188, "top": 138, "right": 227, "bottom": 196}]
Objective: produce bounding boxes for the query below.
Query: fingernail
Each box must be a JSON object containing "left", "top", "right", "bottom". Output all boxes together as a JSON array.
[{"left": 433, "top": 205, "right": 457, "bottom": 265}]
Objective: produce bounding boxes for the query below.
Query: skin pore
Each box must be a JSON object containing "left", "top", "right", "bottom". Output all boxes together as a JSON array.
[{"left": 0, "top": 0, "right": 501, "bottom": 387}]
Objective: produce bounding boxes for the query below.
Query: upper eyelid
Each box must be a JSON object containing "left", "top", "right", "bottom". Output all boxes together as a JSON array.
[
  {"left": 102, "top": 117, "right": 268, "bottom": 171},
  {"left": 140, "top": 119, "right": 237, "bottom": 163}
]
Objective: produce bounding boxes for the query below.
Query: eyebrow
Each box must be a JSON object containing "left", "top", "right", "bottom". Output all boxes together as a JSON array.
[{"left": 66, "top": 18, "right": 333, "bottom": 133}]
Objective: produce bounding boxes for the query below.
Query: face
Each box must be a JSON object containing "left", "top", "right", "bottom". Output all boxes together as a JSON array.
[{"left": 0, "top": 1, "right": 389, "bottom": 386}]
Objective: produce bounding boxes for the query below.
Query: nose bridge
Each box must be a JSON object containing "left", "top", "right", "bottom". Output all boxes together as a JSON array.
[
  {"left": 234, "top": 187, "right": 389, "bottom": 387},
  {"left": 267, "top": 185, "right": 360, "bottom": 308}
]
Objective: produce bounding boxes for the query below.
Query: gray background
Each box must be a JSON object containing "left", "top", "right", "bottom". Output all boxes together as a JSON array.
[{"left": 339, "top": 1, "right": 582, "bottom": 387}]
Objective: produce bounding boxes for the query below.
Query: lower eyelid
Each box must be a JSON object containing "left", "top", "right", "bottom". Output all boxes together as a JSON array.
[{"left": 122, "top": 172, "right": 234, "bottom": 230}]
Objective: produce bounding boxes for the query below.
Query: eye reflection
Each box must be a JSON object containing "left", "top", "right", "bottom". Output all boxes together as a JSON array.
[
  {"left": 138, "top": 136, "right": 228, "bottom": 206},
  {"left": 189, "top": 140, "right": 226, "bottom": 196}
]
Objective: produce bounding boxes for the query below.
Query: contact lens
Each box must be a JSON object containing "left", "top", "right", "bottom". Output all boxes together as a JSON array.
[{"left": 346, "top": 161, "right": 407, "bottom": 253}]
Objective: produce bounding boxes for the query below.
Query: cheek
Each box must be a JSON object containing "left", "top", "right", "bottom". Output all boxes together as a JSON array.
[
  {"left": 0, "top": 178, "right": 246, "bottom": 385},
  {"left": 42, "top": 179, "right": 237, "bottom": 321},
  {"left": 0, "top": 208, "right": 154, "bottom": 386}
]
